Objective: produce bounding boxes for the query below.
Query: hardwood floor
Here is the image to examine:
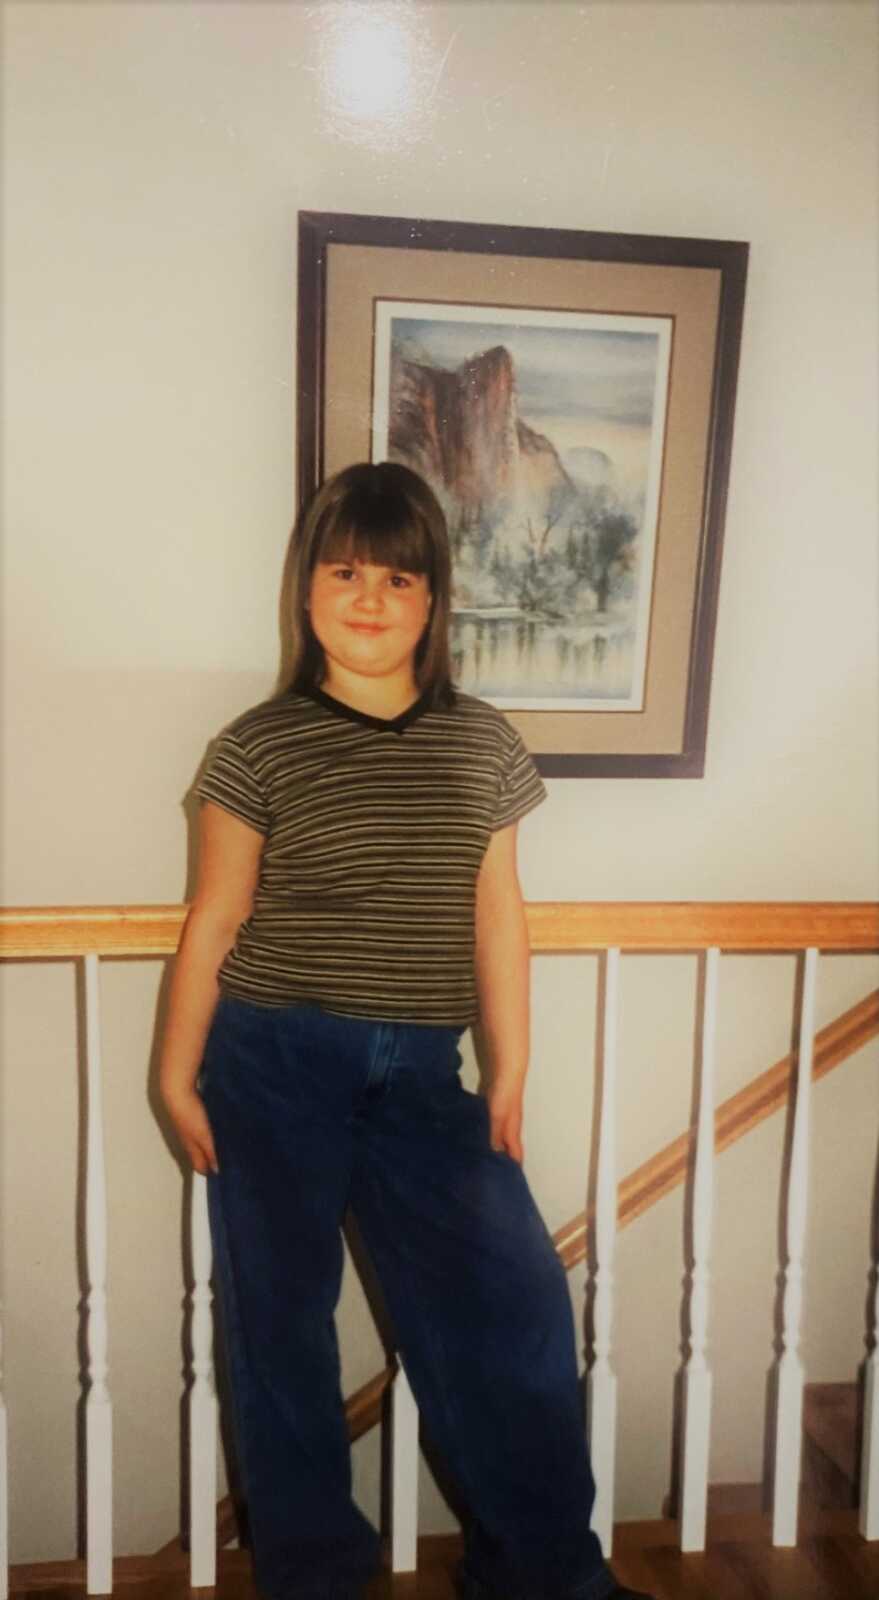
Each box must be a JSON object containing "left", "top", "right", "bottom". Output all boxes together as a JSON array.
[
  {"left": 9, "top": 1515, "right": 879, "bottom": 1600},
  {"left": 611, "top": 1510, "right": 879, "bottom": 1599}
]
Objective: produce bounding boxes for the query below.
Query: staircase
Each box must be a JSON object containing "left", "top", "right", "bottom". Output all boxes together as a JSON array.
[{"left": 3, "top": 902, "right": 878, "bottom": 1599}]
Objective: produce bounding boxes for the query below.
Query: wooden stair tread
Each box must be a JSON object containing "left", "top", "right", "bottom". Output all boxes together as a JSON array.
[
  {"left": 803, "top": 1381, "right": 859, "bottom": 1480},
  {"left": 706, "top": 1483, "right": 766, "bottom": 1517}
]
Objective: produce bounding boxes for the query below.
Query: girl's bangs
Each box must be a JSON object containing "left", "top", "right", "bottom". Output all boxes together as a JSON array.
[{"left": 315, "top": 504, "right": 432, "bottom": 575}]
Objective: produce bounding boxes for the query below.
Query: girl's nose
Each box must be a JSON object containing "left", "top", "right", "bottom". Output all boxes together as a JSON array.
[{"left": 354, "top": 577, "right": 384, "bottom": 611}]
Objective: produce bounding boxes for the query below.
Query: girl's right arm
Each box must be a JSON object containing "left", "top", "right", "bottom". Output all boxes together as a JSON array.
[{"left": 158, "top": 801, "right": 265, "bottom": 1174}]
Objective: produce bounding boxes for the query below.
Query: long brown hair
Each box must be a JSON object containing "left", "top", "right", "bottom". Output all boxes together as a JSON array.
[{"left": 278, "top": 462, "right": 456, "bottom": 705}]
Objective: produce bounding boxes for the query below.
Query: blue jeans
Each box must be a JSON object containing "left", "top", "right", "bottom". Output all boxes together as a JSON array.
[{"left": 199, "top": 996, "right": 614, "bottom": 1600}]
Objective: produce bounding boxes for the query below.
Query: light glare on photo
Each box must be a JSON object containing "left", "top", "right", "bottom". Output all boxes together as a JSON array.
[{"left": 315, "top": 2, "right": 439, "bottom": 150}]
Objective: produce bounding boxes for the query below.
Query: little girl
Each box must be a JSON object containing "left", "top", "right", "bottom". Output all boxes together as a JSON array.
[{"left": 159, "top": 462, "right": 650, "bottom": 1600}]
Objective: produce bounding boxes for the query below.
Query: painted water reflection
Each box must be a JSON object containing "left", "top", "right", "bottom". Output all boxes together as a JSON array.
[{"left": 451, "top": 612, "right": 637, "bottom": 705}]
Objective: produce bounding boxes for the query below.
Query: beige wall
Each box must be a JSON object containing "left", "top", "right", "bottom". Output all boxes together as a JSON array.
[{"left": 2, "top": 0, "right": 877, "bottom": 1564}]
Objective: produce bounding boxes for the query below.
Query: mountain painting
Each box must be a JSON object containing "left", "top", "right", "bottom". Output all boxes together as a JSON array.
[{"left": 372, "top": 301, "right": 672, "bottom": 710}]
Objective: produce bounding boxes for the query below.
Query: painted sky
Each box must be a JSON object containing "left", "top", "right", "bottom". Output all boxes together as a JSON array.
[{"left": 391, "top": 315, "right": 662, "bottom": 428}]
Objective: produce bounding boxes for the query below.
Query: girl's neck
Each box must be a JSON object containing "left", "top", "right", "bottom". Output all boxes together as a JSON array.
[{"left": 318, "top": 666, "right": 421, "bottom": 722}]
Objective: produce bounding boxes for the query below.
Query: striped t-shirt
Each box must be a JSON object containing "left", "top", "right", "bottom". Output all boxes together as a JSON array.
[{"left": 194, "top": 685, "right": 547, "bottom": 1025}]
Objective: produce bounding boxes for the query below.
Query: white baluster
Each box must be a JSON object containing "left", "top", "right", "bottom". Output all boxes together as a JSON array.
[
  {"left": 861, "top": 1194, "right": 879, "bottom": 1539},
  {"left": 84, "top": 955, "right": 112, "bottom": 1593},
  {"left": 680, "top": 948, "right": 719, "bottom": 1552},
  {"left": 1, "top": 1299, "right": 8, "bottom": 1600},
  {"left": 772, "top": 946, "right": 818, "bottom": 1547},
  {"left": 587, "top": 947, "right": 619, "bottom": 1556},
  {"left": 189, "top": 1174, "right": 218, "bottom": 1586},
  {"left": 390, "top": 1360, "right": 418, "bottom": 1572}
]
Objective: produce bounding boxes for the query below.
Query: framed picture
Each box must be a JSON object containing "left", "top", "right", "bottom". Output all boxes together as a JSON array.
[{"left": 297, "top": 211, "right": 748, "bottom": 777}]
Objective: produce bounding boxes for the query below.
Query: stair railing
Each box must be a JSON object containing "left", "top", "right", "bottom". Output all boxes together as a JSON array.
[{"left": 1, "top": 901, "right": 877, "bottom": 1596}]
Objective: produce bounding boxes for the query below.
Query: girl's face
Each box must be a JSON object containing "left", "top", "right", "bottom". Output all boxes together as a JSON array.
[{"left": 308, "top": 556, "right": 432, "bottom": 685}]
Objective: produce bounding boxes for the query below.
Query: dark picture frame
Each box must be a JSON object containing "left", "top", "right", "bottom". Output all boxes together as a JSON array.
[{"left": 297, "top": 210, "right": 748, "bottom": 777}]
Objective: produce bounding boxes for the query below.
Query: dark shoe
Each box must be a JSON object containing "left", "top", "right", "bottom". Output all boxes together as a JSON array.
[
  {"left": 455, "top": 1565, "right": 521, "bottom": 1599},
  {"left": 454, "top": 1569, "right": 505, "bottom": 1598}
]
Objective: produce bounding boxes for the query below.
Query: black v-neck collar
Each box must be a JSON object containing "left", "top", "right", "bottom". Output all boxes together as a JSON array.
[{"left": 305, "top": 684, "right": 431, "bottom": 736}]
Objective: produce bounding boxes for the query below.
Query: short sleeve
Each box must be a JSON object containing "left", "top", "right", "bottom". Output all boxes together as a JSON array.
[
  {"left": 492, "top": 725, "right": 547, "bottom": 831},
  {"left": 195, "top": 730, "right": 270, "bottom": 834}
]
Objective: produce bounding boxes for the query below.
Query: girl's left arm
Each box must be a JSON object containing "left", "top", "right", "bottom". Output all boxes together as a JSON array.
[{"left": 474, "top": 820, "right": 530, "bottom": 1164}]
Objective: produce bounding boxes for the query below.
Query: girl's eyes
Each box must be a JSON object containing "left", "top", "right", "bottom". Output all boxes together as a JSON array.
[{"left": 330, "top": 567, "right": 414, "bottom": 588}]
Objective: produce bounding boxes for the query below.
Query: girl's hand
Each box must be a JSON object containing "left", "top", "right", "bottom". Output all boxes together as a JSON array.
[
  {"left": 487, "top": 1081, "right": 525, "bottom": 1165},
  {"left": 163, "top": 1087, "right": 219, "bottom": 1175}
]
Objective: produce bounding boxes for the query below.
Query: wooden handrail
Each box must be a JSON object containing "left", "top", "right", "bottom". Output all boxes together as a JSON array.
[
  {"left": 0, "top": 905, "right": 187, "bottom": 957},
  {"left": 1, "top": 901, "right": 878, "bottom": 957},
  {"left": 526, "top": 901, "right": 879, "bottom": 953}
]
